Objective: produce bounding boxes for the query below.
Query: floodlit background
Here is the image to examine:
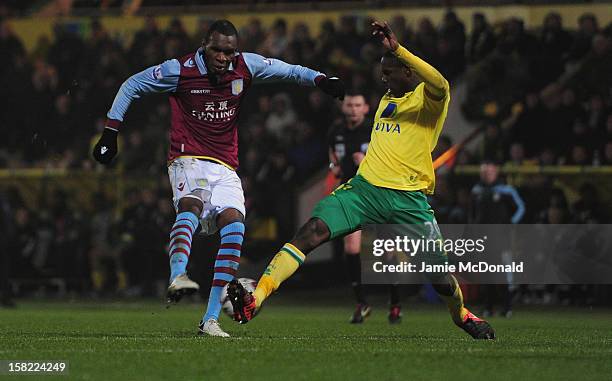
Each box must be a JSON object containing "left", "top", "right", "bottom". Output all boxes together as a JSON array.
[{"left": 1, "top": 2, "right": 612, "bottom": 380}]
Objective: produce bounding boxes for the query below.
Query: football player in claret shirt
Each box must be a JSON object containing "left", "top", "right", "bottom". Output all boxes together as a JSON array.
[
  {"left": 92, "top": 20, "right": 345, "bottom": 337},
  {"left": 328, "top": 91, "right": 401, "bottom": 324},
  {"left": 228, "top": 21, "right": 495, "bottom": 340}
]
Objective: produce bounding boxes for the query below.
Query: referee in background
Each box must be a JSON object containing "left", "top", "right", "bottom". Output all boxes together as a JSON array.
[{"left": 328, "top": 90, "right": 402, "bottom": 324}]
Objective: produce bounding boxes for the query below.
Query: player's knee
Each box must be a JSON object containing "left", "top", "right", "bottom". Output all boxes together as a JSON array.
[
  {"left": 344, "top": 232, "right": 361, "bottom": 254},
  {"left": 217, "top": 208, "right": 244, "bottom": 229},
  {"left": 178, "top": 196, "right": 203, "bottom": 216},
  {"left": 293, "top": 218, "right": 330, "bottom": 253},
  {"left": 344, "top": 241, "right": 360, "bottom": 255}
]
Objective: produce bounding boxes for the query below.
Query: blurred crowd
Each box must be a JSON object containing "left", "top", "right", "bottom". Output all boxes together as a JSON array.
[
  {"left": 2, "top": 12, "right": 611, "bottom": 169},
  {"left": 1, "top": 9, "right": 611, "bottom": 303},
  {"left": 463, "top": 12, "right": 612, "bottom": 167},
  {"left": 1, "top": 11, "right": 610, "bottom": 168}
]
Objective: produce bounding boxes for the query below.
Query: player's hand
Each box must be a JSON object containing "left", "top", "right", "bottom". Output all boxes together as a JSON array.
[
  {"left": 316, "top": 76, "right": 345, "bottom": 100},
  {"left": 372, "top": 21, "right": 399, "bottom": 51},
  {"left": 93, "top": 127, "right": 118, "bottom": 165}
]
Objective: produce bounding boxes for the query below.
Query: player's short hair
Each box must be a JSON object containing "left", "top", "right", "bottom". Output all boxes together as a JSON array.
[{"left": 204, "top": 20, "right": 238, "bottom": 43}]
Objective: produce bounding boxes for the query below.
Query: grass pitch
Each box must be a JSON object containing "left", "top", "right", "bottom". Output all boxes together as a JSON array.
[{"left": 1, "top": 297, "right": 611, "bottom": 381}]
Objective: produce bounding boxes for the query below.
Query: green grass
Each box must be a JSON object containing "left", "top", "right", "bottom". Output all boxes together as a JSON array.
[{"left": 1, "top": 298, "right": 611, "bottom": 381}]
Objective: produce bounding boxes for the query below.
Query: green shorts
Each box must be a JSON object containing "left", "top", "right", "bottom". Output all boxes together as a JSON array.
[
  {"left": 312, "top": 175, "right": 447, "bottom": 271},
  {"left": 312, "top": 174, "right": 437, "bottom": 240}
]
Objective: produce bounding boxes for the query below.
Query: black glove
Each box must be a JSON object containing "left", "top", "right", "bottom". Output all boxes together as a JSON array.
[
  {"left": 92, "top": 127, "right": 118, "bottom": 165},
  {"left": 316, "top": 76, "right": 345, "bottom": 100}
]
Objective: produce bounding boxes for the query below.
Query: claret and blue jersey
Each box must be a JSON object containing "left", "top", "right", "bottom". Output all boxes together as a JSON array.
[{"left": 106, "top": 48, "right": 322, "bottom": 169}]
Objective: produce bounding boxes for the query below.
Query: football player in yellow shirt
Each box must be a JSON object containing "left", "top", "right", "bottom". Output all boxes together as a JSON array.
[{"left": 228, "top": 21, "right": 495, "bottom": 339}]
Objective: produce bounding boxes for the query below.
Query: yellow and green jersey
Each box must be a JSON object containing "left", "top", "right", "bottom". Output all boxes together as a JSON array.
[{"left": 358, "top": 57, "right": 450, "bottom": 194}]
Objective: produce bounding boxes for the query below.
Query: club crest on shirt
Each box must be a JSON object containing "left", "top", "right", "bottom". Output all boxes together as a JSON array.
[
  {"left": 231, "top": 79, "right": 243, "bottom": 95},
  {"left": 380, "top": 103, "right": 397, "bottom": 118},
  {"left": 183, "top": 58, "right": 195, "bottom": 68}
]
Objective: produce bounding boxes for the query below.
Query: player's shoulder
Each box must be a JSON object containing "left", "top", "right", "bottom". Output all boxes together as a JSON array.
[
  {"left": 156, "top": 53, "right": 193, "bottom": 77},
  {"left": 402, "top": 82, "right": 447, "bottom": 112},
  {"left": 233, "top": 52, "right": 250, "bottom": 67},
  {"left": 174, "top": 51, "right": 197, "bottom": 68},
  {"left": 150, "top": 57, "right": 182, "bottom": 79},
  {"left": 241, "top": 52, "right": 270, "bottom": 64},
  {"left": 240, "top": 52, "right": 273, "bottom": 73},
  {"left": 177, "top": 50, "right": 196, "bottom": 62},
  {"left": 379, "top": 88, "right": 418, "bottom": 106},
  {"left": 407, "top": 83, "right": 426, "bottom": 101}
]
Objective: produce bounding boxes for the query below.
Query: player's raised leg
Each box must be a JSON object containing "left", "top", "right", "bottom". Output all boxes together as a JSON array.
[
  {"left": 199, "top": 208, "right": 245, "bottom": 337},
  {"left": 227, "top": 217, "right": 329, "bottom": 324},
  {"left": 166, "top": 196, "right": 202, "bottom": 303},
  {"left": 228, "top": 177, "right": 379, "bottom": 324}
]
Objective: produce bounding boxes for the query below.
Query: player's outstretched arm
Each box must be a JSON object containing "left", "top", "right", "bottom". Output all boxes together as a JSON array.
[
  {"left": 243, "top": 52, "right": 345, "bottom": 100},
  {"left": 93, "top": 59, "right": 180, "bottom": 165},
  {"left": 372, "top": 21, "right": 449, "bottom": 100}
]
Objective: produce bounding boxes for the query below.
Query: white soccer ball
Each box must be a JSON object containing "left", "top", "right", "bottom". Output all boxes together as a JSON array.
[{"left": 221, "top": 277, "right": 257, "bottom": 317}]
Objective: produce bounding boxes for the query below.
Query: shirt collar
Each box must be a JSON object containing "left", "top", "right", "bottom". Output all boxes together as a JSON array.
[{"left": 195, "top": 48, "right": 208, "bottom": 75}]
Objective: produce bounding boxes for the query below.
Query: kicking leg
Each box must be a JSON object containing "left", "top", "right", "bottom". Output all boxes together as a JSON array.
[
  {"left": 255, "top": 217, "right": 330, "bottom": 306},
  {"left": 228, "top": 176, "right": 380, "bottom": 324},
  {"left": 228, "top": 217, "right": 330, "bottom": 324},
  {"left": 166, "top": 195, "right": 202, "bottom": 303}
]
